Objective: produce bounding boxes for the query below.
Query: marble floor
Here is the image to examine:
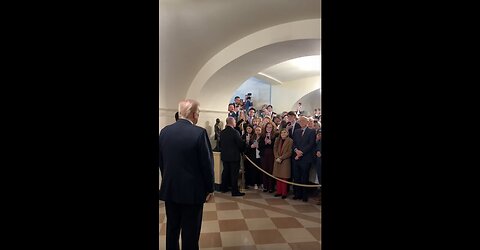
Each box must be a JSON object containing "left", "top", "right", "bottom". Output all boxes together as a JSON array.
[{"left": 160, "top": 189, "right": 321, "bottom": 249}]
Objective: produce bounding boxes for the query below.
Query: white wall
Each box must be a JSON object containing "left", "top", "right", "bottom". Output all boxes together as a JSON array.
[
  {"left": 270, "top": 75, "right": 321, "bottom": 114},
  {"left": 294, "top": 89, "right": 321, "bottom": 116},
  {"left": 159, "top": 108, "right": 177, "bottom": 133},
  {"left": 196, "top": 110, "right": 226, "bottom": 143},
  {"left": 230, "top": 77, "right": 271, "bottom": 109}
]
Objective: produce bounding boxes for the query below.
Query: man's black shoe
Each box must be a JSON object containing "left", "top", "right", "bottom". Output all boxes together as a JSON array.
[{"left": 232, "top": 192, "right": 245, "bottom": 197}]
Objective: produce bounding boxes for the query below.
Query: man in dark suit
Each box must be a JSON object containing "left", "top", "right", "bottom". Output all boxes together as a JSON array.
[
  {"left": 292, "top": 116, "right": 316, "bottom": 202},
  {"left": 227, "top": 103, "right": 238, "bottom": 121},
  {"left": 159, "top": 99, "right": 214, "bottom": 250},
  {"left": 159, "top": 111, "right": 180, "bottom": 200},
  {"left": 285, "top": 111, "right": 301, "bottom": 138},
  {"left": 285, "top": 111, "right": 301, "bottom": 194},
  {"left": 219, "top": 116, "right": 246, "bottom": 196},
  {"left": 314, "top": 129, "right": 322, "bottom": 205}
]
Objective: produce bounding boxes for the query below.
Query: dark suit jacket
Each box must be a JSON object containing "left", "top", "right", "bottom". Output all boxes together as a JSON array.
[
  {"left": 159, "top": 119, "right": 214, "bottom": 204},
  {"left": 219, "top": 126, "right": 245, "bottom": 162},
  {"left": 258, "top": 133, "right": 277, "bottom": 157},
  {"left": 228, "top": 111, "right": 238, "bottom": 121},
  {"left": 316, "top": 139, "right": 321, "bottom": 154},
  {"left": 288, "top": 121, "right": 301, "bottom": 138},
  {"left": 293, "top": 127, "right": 316, "bottom": 164},
  {"left": 316, "top": 139, "right": 321, "bottom": 165}
]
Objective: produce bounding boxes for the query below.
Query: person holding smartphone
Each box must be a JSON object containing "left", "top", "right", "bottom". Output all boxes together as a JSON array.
[{"left": 258, "top": 121, "right": 278, "bottom": 193}]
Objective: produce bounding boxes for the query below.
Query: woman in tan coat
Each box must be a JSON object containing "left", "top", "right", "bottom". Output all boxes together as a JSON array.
[{"left": 273, "top": 129, "right": 293, "bottom": 199}]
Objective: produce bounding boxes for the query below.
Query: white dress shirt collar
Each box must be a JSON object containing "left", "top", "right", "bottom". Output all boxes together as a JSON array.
[{"left": 179, "top": 118, "right": 194, "bottom": 125}]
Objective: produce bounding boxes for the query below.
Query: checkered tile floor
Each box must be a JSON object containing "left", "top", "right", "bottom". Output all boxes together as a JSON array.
[{"left": 160, "top": 189, "right": 321, "bottom": 249}]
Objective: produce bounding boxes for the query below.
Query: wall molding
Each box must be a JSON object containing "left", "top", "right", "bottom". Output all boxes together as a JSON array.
[{"left": 159, "top": 108, "right": 226, "bottom": 114}]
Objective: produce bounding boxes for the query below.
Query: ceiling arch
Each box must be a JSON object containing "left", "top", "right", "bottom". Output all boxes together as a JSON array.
[
  {"left": 187, "top": 19, "right": 320, "bottom": 110},
  {"left": 292, "top": 88, "right": 321, "bottom": 116},
  {"left": 197, "top": 39, "right": 320, "bottom": 110},
  {"left": 160, "top": 0, "right": 321, "bottom": 111}
]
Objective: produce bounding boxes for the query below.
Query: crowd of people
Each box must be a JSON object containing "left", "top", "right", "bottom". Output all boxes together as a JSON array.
[
  {"left": 216, "top": 94, "right": 322, "bottom": 204},
  {"left": 159, "top": 97, "right": 322, "bottom": 249}
]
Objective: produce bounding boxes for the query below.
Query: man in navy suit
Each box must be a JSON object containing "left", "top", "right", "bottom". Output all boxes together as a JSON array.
[
  {"left": 227, "top": 103, "right": 238, "bottom": 121},
  {"left": 285, "top": 111, "right": 301, "bottom": 138},
  {"left": 159, "top": 99, "right": 214, "bottom": 250},
  {"left": 292, "top": 116, "right": 316, "bottom": 202},
  {"left": 219, "top": 117, "right": 246, "bottom": 196},
  {"left": 159, "top": 111, "right": 180, "bottom": 200},
  {"left": 285, "top": 111, "right": 301, "bottom": 194}
]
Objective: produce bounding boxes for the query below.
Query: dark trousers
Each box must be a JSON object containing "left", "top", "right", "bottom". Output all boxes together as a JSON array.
[
  {"left": 244, "top": 154, "right": 254, "bottom": 186},
  {"left": 221, "top": 161, "right": 241, "bottom": 194},
  {"left": 315, "top": 157, "right": 321, "bottom": 185},
  {"left": 290, "top": 157, "right": 296, "bottom": 194},
  {"left": 293, "top": 161, "right": 312, "bottom": 200},
  {"left": 165, "top": 201, "right": 204, "bottom": 250},
  {"left": 261, "top": 148, "right": 275, "bottom": 191},
  {"left": 252, "top": 157, "right": 262, "bottom": 185},
  {"left": 244, "top": 153, "right": 262, "bottom": 186}
]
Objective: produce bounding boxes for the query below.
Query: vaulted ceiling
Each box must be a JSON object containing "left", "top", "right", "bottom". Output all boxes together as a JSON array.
[{"left": 160, "top": 0, "right": 321, "bottom": 110}]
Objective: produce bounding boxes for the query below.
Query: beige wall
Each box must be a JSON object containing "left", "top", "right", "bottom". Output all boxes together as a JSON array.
[
  {"left": 160, "top": 19, "right": 320, "bottom": 126},
  {"left": 159, "top": 108, "right": 177, "bottom": 132},
  {"left": 270, "top": 75, "right": 321, "bottom": 114},
  {"left": 294, "top": 89, "right": 321, "bottom": 116}
]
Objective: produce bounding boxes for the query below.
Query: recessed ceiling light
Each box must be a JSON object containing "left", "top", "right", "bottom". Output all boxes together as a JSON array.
[{"left": 258, "top": 72, "right": 283, "bottom": 84}]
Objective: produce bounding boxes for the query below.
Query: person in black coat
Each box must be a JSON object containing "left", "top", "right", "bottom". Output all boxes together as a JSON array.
[
  {"left": 159, "top": 111, "right": 181, "bottom": 199},
  {"left": 235, "top": 118, "right": 245, "bottom": 135},
  {"left": 292, "top": 116, "right": 316, "bottom": 202},
  {"left": 227, "top": 103, "right": 238, "bottom": 121},
  {"left": 219, "top": 117, "right": 246, "bottom": 196},
  {"left": 241, "top": 124, "right": 257, "bottom": 188},
  {"left": 159, "top": 99, "right": 214, "bottom": 250},
  {"left": 285, "top": 111, "right": 301, "bottom": 138},
  {"left": 314, "top": 129, "right": 322, "bottom": 205},
  {"left": 258, "top": 121, "right": 278, "bottom": 193},
  {"left": 315, "top": 130, "right": 322, "bottom": 186}
]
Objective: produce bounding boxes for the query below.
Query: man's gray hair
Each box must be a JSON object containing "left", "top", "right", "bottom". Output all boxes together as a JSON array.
[
  {"left": 298, "top": 115, "right": 308, "bottom": 122},
  {"left": 178, "top": 99, "right": 200, "bottom": 119}
]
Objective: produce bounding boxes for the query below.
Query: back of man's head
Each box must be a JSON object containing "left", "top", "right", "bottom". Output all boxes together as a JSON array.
[
  {"left": 226, "top": 117, "right": 236, "bottom": 126},
  {"left": 178, "top": 99, "right": 199, "bottom": 119}
]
